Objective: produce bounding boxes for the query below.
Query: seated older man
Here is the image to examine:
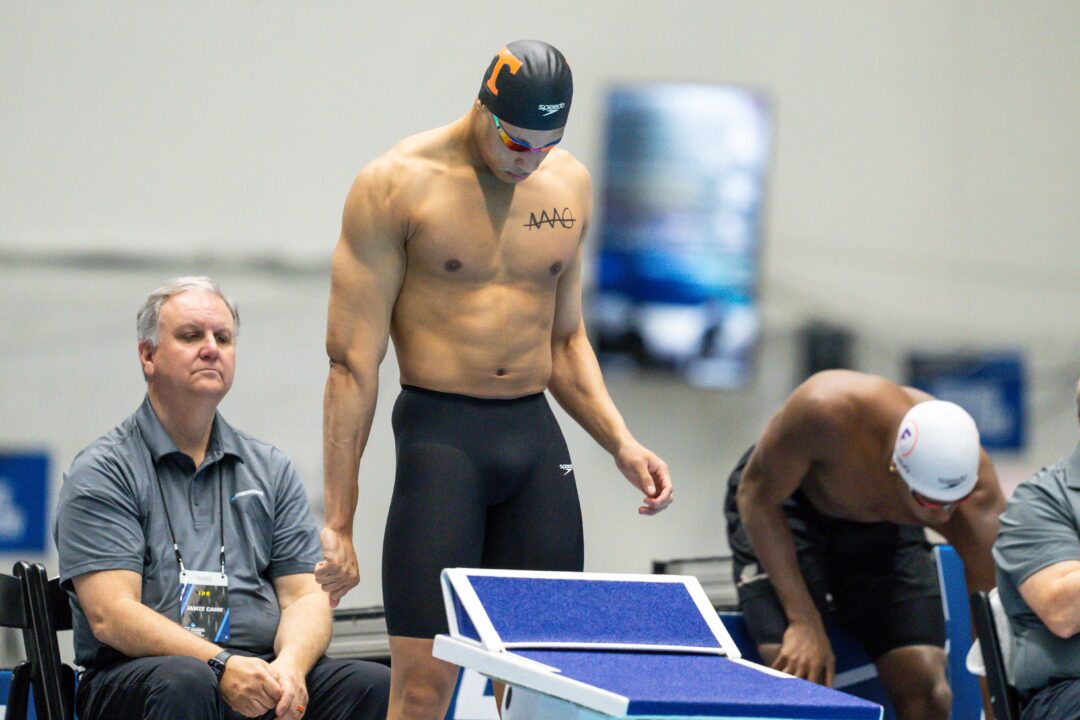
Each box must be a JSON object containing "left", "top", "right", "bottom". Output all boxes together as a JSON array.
[
  {"left": 994, "top": 377, "right": 1080, "bottom": 718},
  {"left": 55, "top": 277, "right": 389, "bottom": 720}
]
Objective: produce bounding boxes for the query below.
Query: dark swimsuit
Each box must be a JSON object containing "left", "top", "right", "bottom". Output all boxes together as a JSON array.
[
  {"left": 724, "top": 447, "right": 945, "bottom": 659},
  {"left": 382, "top": 385, "right": 585, "bottom": 638}
]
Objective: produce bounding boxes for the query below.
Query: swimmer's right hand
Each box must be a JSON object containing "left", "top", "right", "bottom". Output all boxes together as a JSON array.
[
  {"left": 772, "top": 621, "right": 835, "bottom": 687},
  {"left": 315, "top": 527, "right": 359, "bottom": 608}
]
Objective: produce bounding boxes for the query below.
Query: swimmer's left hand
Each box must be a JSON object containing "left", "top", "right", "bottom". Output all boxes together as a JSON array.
[{"left": 614, "top": 441, "right": 673, "bottom": 515}]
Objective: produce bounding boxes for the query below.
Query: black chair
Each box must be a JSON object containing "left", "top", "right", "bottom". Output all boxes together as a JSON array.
[
  {"left": 0, "top": 562, "right": 34, "bottom": 720},
  {"left": 970, "top": 589, "right": 1021, "bottom": 720}
]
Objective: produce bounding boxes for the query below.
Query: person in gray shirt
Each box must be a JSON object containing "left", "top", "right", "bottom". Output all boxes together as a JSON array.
[
  {"left": 55, "top": 277, "right": 389, "bottom": 720},
  {"left": 994, "top": 377, "right": 1080, "bottom": 718}
]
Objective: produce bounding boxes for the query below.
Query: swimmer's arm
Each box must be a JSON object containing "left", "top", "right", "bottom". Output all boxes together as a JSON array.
[
  {"left": 938, "top": 449, "right": 1004, "bottom": 717},
  {"left": 909, "top": 386, "right": 1002, "bottom": 589},
  {"left": 907, "top": 381, "right": 1003, "bottom": 588},
  {"left": 736, "top": 400, "right": 841, "bottom": 684},
  {"left": 548, "top": 244, "right": 630, "bottom": 454},
  {"left": 547, "top": 173, "right": 627, "bottom": 452},
  {"left": 322, "top": 166, "right": 406, "bottom": 545},
  {"left": 737, "top": 408, "right": 830, "bottom": 626},
  {"left": 938, "top": 449, "right": 1005, "bottom": 593},
  {"left": 547, "top": 190, "right": 671, "bottom": 513}
]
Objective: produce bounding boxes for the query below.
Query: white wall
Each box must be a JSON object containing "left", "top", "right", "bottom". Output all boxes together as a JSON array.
[{"left": 2, "top": 1, "right": 1080, "bottom": 609}]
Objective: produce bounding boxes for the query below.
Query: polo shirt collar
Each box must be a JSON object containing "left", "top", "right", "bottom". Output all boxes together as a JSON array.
[
  {"left": 1066, "top": 442, "right": 1080, "bottom": 490},
  {"left": 213, "top": 413, "right": 245, "bottom": 463},
  {"left": 134, "top": 395, "right": 244, "bottom": 465}
]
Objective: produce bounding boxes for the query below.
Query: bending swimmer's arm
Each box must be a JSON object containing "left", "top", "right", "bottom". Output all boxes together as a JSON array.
[
  {"left": 735, "top": 396, "right": 838, "bottom": 685},
  {"left": 547, "top": 192, "right": 671, "bottom": 514},
  {"left": 937, "top": 448, "right": 1004, "bottom": 719},
  {"left": 938, "top": 449, "right": 1005, "bottom": 594},
  {"left": 317, "top": 163, "right": 407, "bottom": 606}
]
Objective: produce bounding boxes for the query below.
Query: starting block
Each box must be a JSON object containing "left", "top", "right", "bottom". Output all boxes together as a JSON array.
[{"left": 433, "top": 569, "right": 883, "bottom": 719}]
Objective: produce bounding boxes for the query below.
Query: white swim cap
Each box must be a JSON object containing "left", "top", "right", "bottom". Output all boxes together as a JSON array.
[{"left": 893, "top": 400, "right": 980, "bottom": 502}]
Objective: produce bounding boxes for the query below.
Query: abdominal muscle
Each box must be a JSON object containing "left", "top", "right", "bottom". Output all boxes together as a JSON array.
[{"left": 391, "top": 279, "right": 558, "bottom": 399}]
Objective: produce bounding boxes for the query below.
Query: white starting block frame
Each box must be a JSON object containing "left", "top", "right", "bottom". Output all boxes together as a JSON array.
[{"left": 433, "top": 569, "right": 883, "bottom": 720}]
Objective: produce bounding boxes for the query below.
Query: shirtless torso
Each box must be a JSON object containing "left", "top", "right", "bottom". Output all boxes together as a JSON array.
[
  {"left": 741, "top": 371, "right": 1001, "bottom": 529},
  {"left": 729, "top": 369, "right": 1004, "bottom": 720},
  {"left": 379, "top": 125, "right": 590, "bottom": 397}
]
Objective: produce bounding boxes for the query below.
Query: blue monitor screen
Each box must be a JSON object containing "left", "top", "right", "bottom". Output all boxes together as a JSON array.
[{"left": 590, "top": 84, "right": 772, "bottom": 388}]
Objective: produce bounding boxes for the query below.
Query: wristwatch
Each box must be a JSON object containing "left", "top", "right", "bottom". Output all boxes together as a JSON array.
[{"left": 207, "top": 650, "right": 233, "bottom": 683}]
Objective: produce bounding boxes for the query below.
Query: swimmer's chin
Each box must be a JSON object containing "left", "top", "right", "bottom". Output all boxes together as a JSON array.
[{"left": 502, "top": 170, "right": 532, "bottom": 183}]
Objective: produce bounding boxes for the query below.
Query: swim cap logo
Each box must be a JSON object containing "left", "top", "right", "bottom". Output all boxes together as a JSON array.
[
  {"left": 485, "top": 47, "right": 523, "bottom": 96},
  {"left": 538, "top": 103, "right": 566, "bottom": 116},
  {"left": 937, "top": 476, "right": 967, "bottom": 489},
  {"left": 896, "top": 420, "right": 918, "bottom": 458}
]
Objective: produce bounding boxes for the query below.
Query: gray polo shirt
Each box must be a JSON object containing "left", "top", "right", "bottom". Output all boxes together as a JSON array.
[
  {"left": 994, "top": 442, "right": 1080, "bottom": 692},
  {"left": 55, "top": 396, "right": 322, "bottom": 669}
]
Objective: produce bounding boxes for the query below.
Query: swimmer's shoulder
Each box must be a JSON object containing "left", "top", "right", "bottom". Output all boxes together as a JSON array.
[
  {"left": 537, "top": 147, "right": 592, "bottom": 192},
  {"left": 343, "top": 129, "right": 456, "bottom": 226},
  {"left": 785, "top": 370, "right": 887, "bottom": 427},
  {"left": 353, "top": 133, "right": 445, "bottom": 191},
  {"left": 754, "top": 373, "right": 875, "bottom": 465},
  {"left": 791, "top": 370, "right": 916, "bottom": 436}
]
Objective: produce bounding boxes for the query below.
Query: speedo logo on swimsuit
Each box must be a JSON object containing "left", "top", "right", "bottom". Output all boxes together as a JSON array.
[
  {"left": 737, "top": 563, "right": 769, "bottom": 588},
  {"left": 230, "top": 489, "right": 264, "bottom": 501},
  {"left": 559, "top": 464, "right": 574, "bottom": 475},
  {"left": 539, "top": 103, "right": 566, "bottom": 116}
]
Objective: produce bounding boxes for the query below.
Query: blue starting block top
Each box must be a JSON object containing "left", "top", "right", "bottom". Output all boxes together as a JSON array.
[
  {"left": 433, "top": 569, "right": 883, "bottom": 720},
  {"left": 443, "top": 569, "right": 738, "bottom": 656}
]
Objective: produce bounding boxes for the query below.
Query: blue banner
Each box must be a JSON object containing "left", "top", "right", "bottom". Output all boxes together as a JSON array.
[
  {"left": 0, "top": 451, "right": 50, "bottom": 553},
  {"left": 591, "top": 84, "right": 772, "bottom": 389},
  {"left": 907, "top": 352, "right": 1026, "bottom": 451}
]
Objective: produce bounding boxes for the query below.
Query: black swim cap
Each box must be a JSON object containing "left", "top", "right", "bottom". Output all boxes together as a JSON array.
[{"left": 478, "top": 40, "right": 573, "bottom": 131}]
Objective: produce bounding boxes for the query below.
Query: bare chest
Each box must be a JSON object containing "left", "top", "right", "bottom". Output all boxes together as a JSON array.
[
  {"left": 405, "top": 175, "right": 583, "bottom": 284},
  {"left": 801, "top": 452, "right": 910, "bottom": 524}
]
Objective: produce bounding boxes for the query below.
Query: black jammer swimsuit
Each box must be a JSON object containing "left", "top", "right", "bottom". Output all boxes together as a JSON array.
[{"left": 382, "top": 385, "right": 585, "bottom": 638}]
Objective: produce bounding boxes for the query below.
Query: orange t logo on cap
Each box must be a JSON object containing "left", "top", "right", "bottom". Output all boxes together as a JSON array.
[{"left": 485, "top": 47, "right": 523, "bottom": 96}]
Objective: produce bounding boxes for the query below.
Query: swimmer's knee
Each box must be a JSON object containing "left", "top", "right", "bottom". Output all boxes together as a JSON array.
[
  {"left": 388, "top": 638, "right": 459, "bottom": 720},
  {"left": 391, "top": 672, "right": 457, "bottom": 720}
]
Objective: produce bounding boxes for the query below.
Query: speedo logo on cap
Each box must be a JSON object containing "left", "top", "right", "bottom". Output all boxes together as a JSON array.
[{"left": 538, "top": 103, "right": 566, "bottom": 116}]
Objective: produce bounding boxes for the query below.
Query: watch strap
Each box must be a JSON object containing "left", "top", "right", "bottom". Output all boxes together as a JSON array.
[{"left": 208, "top": 649, "right": 233, "bottom": 682}]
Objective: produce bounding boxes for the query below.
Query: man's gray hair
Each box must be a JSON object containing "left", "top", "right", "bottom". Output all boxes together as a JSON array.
[{"left": 137, "top": 276, "right": 240, "bottom": 347}]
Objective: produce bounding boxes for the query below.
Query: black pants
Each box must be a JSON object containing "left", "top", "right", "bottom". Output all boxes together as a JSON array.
[
  {"left": 76, "top": 654, "right": 389, "bottom": 720},
  {"left": 1021, "top": 678, "right": 1080, "bottom": 719}
]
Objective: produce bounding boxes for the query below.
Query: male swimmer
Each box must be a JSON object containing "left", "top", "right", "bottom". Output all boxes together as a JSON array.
[
  {"left": 315, "top": 40, "right": 673, "bottom": 720},
  {"left": 726, "top": 370, "right": 1004, "bottom": 720}
]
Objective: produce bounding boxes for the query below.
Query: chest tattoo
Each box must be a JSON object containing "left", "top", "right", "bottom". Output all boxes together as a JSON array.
[{"left": 523, "top": 207, "right": 577, "bottom": 230}]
